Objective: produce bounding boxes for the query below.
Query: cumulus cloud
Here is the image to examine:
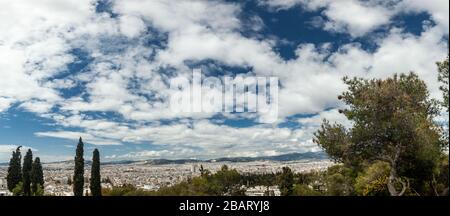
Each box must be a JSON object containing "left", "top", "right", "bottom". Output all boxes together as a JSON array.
[{"left": 260, "top": 0, "right": 449, "bottom": 37}]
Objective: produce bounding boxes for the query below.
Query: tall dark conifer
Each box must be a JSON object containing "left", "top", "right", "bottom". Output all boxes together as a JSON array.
[
  {"left": 90, "top": 148, "right": 101, "bottom": 196},
  {"left": 7, "top": 146, "right": 22, "bottom": 192},
  {"left": 31, "top": 157, "right": 44, "bottom": 195},
  {"left": 278, "top": 167, "right": 294, "bottom": 196},
  {"left": 73, "top": 137, "right": 84, "bottom": 196},
  {"left": 22, "top": 149, "right": 33, "bottom": 196}
]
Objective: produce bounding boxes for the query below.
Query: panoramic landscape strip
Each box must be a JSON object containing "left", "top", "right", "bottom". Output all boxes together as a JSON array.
[{"left": 0, "top": 3, "right": 449, "bottom": 214}]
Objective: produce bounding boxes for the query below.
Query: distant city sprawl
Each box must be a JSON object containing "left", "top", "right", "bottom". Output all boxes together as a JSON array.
[{"left": 0, "top": 159, "right": 333, "bottom": 196}]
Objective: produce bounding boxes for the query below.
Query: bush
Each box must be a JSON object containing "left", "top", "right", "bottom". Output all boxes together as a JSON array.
[
  {"left": 293, "top": 184, "right": 322, "bottom": 196},
  {"left": 355, "top": 161, "right": 390, "bottom": 196}
]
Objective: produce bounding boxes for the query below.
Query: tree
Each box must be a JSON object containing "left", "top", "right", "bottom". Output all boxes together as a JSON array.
[
  {"left": 293, "top": 184, "right": 322, "bottom": 196},
  {"left": 314, "top": 73, "right": 444, "bottom": 196},
  {"left": 199, "top": 165, "right": 210, "bottom": 177},
  {"left": 7, "top": 146, "right": 22, "bottom": 192},
  {"left": 22, "top": 149, "right": 33, "bottom": 196},
  {"left": 90, "top": 149, "right": 102, "bottom": 196},
  {"left": 325, "top": 165, "right": 355, "bottom": 196},
  {"left": 12, "top": 182, "right": 24, "bottom": 196},
  {"left": 73, "top": 137, "right": 85, "bottom": 196},
  {"left": 278, "top": 167, "right": 294, "bottom": 196},
  {"left": 31, "top": 157, "right": 44, "bottom": 195},
  {"left": 33, "top": 184, "right": 44, "bottom": 196},
  {"left": 355, "top": 161, "right": 390, "bottom": 196},
  {"left": 436, "top": 56, "right": 449, "bottom": 196},
  {"left": 211, "top": 165, "right": 243, "bottom": 195},
  {"left": 67, "top": 177, "right": 72, "bottom": 186},
  {"left": 437, "top": 55, "right": 449, "bottom": 111}
]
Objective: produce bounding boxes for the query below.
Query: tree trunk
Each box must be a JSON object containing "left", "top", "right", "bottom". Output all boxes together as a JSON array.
[{"left": 387, "top": 148, "right": 408, "bottom": 196}]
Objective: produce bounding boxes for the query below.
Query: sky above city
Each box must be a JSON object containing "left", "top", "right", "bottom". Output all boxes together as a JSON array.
[{"left": 0, "top": 0, "right": 448, "bottom": 162}]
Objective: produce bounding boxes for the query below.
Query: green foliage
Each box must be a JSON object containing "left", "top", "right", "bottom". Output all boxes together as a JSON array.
[
  {"left": 90, "top": 149, "right": 102, "bottom": 196},
  {"left": 73, "top": 137, "right": 85, "bottom": 196},
  {"left": 209, "top": 165, "right": 244, "bottom": 195},
  {"left": 32, "top": 184, "right": 44, "bottom": 196},
  {"left": 7, "top": 146, "right": 22, "bottom": 192},
  {"left": 314, "top": 73, "right": 446, "bottom": 196},
  {"left": 7, "top": 147, "right": 45, "bottom": 196},
  {"left": 437, "top": 56, "right": 449, "bottom": 112},
  {"left": 156, "top": 177, "right": 215, "bottom": 196},
  {"left": 437, "top": 56, "right": 449, "bottom": 152},
  {"left": 427, "top": 155, "right": 449, "bottom": 196},
  {"left": 199, "top": 165, "right": 211, "bottom": 177},
  {"left": 325, "top": 165, "right": 355, "bottom": 196},
  {"left": 103, "top": 165, "right": 246, "bottom": 196},
  {"left": 292, "top": 184, "right": 322, "bottom": 196},
  {"left": 241, "top": 173, "right": 277, "bottom": 187},
  {"left": 31, "top": 157, "right": 44, "bottom": 195},
  {"left": 278, "top": 167, "right": 294, "bottom": 196},
  {"left": 12, "top": 182, "right": 23, "bottom": 196},
  {"left": 22, "top": 149, "right": 33, "bottom": 196},
  {"left": 313, "top": 122, "right": 353, "bottom": 165},
  {"left": 103, "top": 184, "right": 154, "bottom": 196},
  {"left": 355, "top": 161, "right": 390, "bottom": 196}
]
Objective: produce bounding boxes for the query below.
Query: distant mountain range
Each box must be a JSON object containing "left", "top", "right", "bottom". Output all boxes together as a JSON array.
[
  {"left": 104, "top": 151, "right": 329, "bottom": 165},
  {"left": 0, "top": 151, "right": 329, "bottom": 166}
]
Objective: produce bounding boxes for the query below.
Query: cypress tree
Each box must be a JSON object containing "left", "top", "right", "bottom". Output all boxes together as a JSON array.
[
  {"left": 73, "top": 137, "right": 85, "bottom": 196},
  {"left": 31, "top": 157, "right": 44, "bottom": 195},
  {"left": 7, "top": 146, "right": 22, "bottom": 192},
  {"left": 22, "top": 149, "right": 33, "bottom": 196},
  {"left": 278, "top": 167, "right": 294, "bottom": 196},
  {"left": 90, "top": 148, "right": 102, "bottom": 196}
]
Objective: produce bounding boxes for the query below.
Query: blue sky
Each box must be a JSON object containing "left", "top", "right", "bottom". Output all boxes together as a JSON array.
[{"left": 0, "top": 0, "right": 448, "bottom": 162}]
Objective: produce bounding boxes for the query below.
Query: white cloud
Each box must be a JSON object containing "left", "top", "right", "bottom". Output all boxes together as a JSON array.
[
  {"left": 106, "top": 150, "right": 173, "bottom": 160},
  {"left": 298, "top": 109, "right": 352, "bottom": 128},
  {"left": 399, "top": 0, "right": 449, "bottom": 32},
  {"left": 35, "top": 131, "right": 121, "bottom": 145},
  {"left": 0, "top": 97, "right": 14, "bottom": 112},
  {"left": 0, "top": 0, "right": 99, "bottom": 112},
  {"left": 0, "top": 145, "right": 36, "bottom": 153},
  {"left": 119, "top": 15, "right": 146, "bottom": 38},
  {"left": 260, "top": 0, "right": 393, "bottom": 36},
  {"left": 113, "top": 0, "right": 242, "bottom": 33},
  {"left": 321, "top": 0, "right": 392, "bottom": 37},
  {"left": 0, "top": 145, "right": 37, "bottom": 162},
  {"left": 260, "top": 0, "right": 449, "bottom": 37},
  {"left": 19, "top": 100, "right": 54, "bottom": 113}
]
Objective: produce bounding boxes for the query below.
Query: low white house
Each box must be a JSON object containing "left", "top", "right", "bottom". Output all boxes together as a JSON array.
[
  {"left": 0, "top": 178, "right": 12, "bottom": 196},
  {"left": 245, "top": 185, "right": 281, "bottom": 196}
]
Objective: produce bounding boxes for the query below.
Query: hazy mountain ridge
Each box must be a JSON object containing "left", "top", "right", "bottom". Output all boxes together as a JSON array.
[{"left": 0, "top": 151, "right": 329, "bottom": 166}]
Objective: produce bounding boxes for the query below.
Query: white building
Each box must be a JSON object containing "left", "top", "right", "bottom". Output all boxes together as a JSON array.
[
  {"left": 0, "top": 178, "right": 12, "bottom": 196},
  {"left": 245, "top": 185, "right": 281, "bottom": 196}
]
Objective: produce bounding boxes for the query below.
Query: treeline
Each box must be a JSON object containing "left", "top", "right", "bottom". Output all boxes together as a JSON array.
[
  {"left": 102, "top": 165, "right": 266, "bottom": 196},
  {"left": 6, "top": 147, "right": 44, "bottom": 196},
  {"left": 103, "top": 165, "right": 243, "bottom": 196},
  {"left": 5, "top": 137, "right": 102, "bottom": 196},
  {"left": 102, "top": 159, "right": 447, "bottom": 196}
]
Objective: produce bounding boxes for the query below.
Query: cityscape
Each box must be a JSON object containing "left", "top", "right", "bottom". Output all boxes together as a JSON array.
[
  {"left": 0, "top": 0, "right": 448, "bottom": 200},
  {"left": 0, "top": 156, "right": 333, "bottom": 196}
]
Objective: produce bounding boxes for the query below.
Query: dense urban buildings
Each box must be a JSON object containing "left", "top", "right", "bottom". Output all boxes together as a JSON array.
[{"left": 0, "top": 159, "right": 333, "bottom": 196}]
